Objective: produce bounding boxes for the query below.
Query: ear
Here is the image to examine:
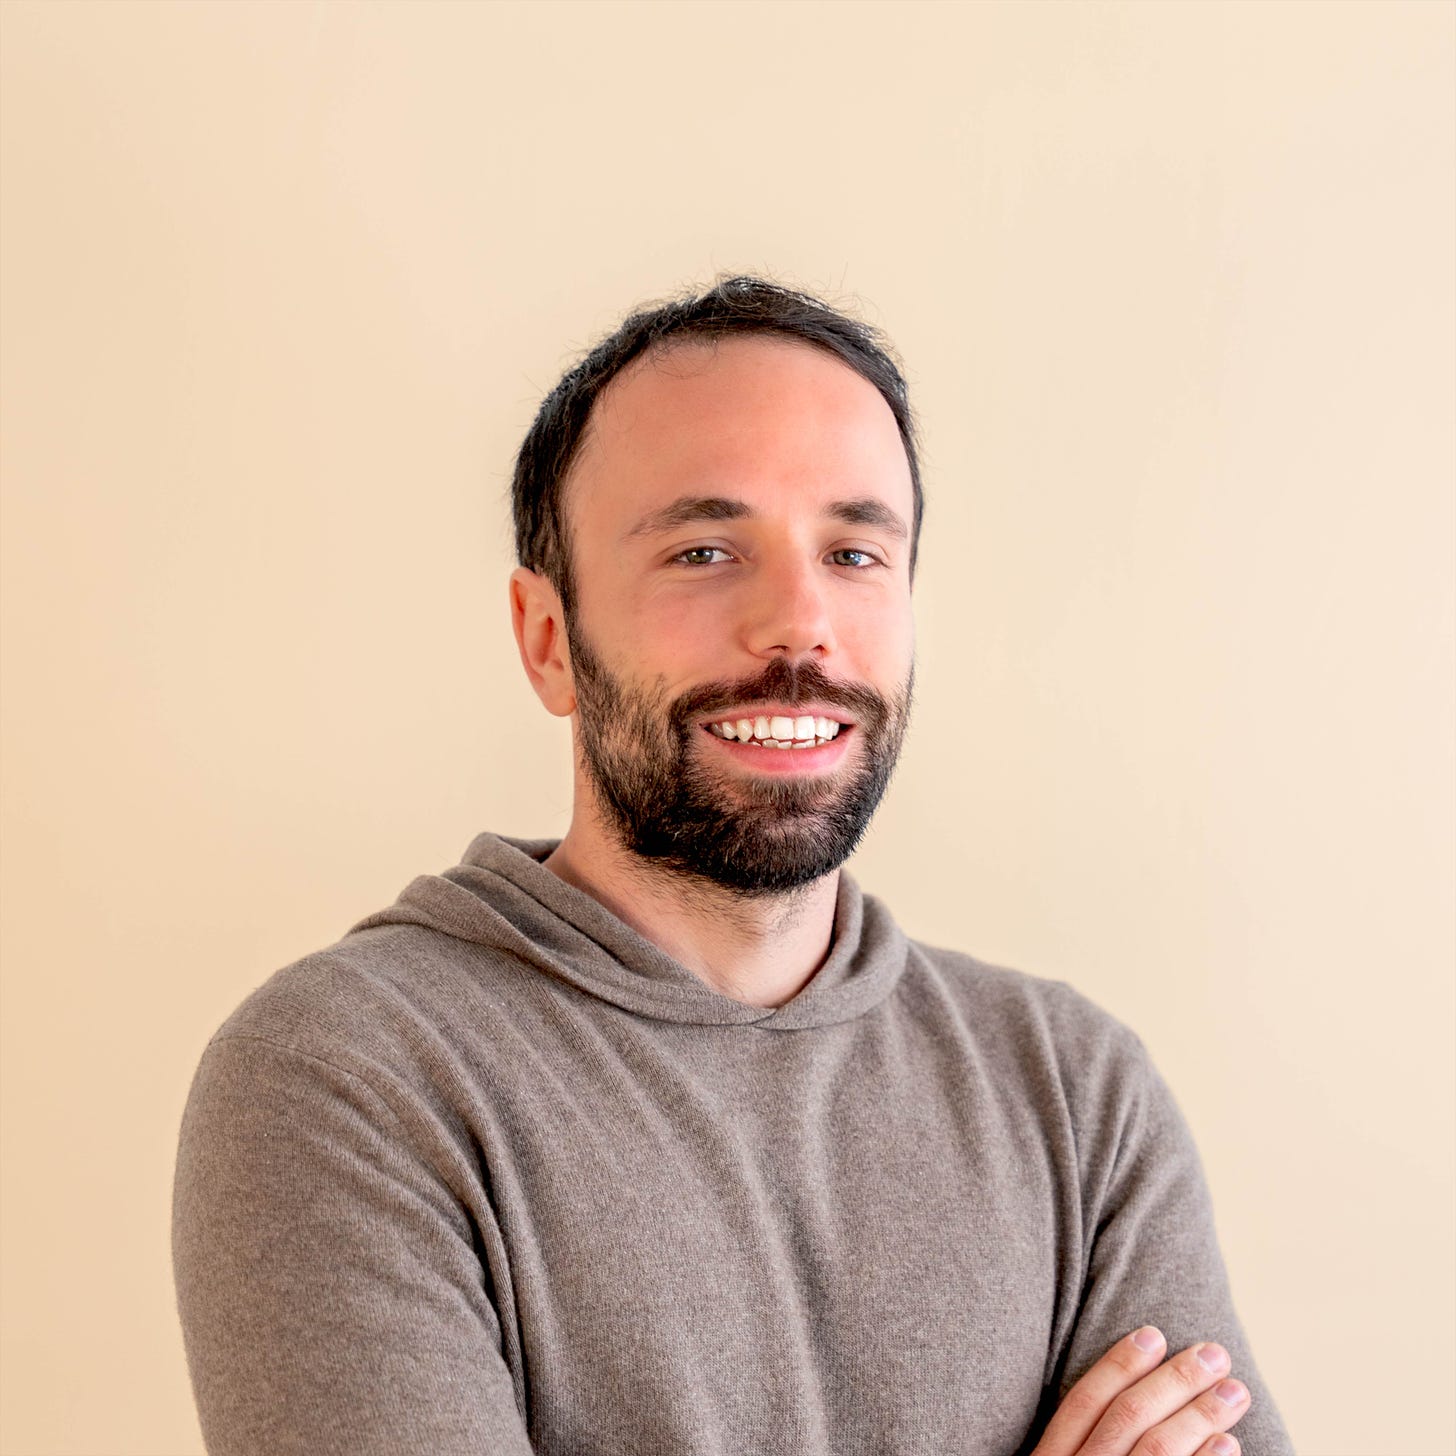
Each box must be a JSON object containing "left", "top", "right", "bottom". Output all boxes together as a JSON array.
[{"left": 509, "top": 567, "right": 576, "bottom": 717}]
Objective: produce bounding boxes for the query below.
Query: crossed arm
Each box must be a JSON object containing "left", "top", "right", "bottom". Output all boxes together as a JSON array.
[
  {"left": 1018, "top": 1018, "right": 1291, "bottom": 1456},
  {"left": 1032, "top": 1326, "right": 1254, "bottom": 1456},
  {"left": 173, "top": 1031, "right": 1288, "bottom": 1454}
]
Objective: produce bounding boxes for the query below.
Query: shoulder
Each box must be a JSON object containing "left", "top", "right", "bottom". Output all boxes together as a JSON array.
[
  {"left": 900, "top": 939, "right": 1157, "bottom": 1111},
  {"left": 178, "top": 923, "right": 530, "bottom": 1213},
  {"left": 904, "top": 938, "right": 1137, "bottom": 1044},
  {"left": 193, "top": 918, "right": 526, "bottom": 1106},
  {"left": 898, "top": 943, "right": 1200, "bottom": 1193},
  {"left": 208, "top": 934, "right": 413, "bottom": 1056}
]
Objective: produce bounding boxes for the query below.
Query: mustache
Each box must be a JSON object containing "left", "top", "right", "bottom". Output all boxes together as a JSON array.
[{"left": 669, "top": 656, "right": 890, "bottom": 729}]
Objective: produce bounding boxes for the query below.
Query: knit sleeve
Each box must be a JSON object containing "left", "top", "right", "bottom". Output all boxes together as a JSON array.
[
  {"left": 171, "top": 1033, "right": 537, "bottom": 1456},
  {"left": 1043, "top": 1029, "right": 1294, "bottom": 1455}
]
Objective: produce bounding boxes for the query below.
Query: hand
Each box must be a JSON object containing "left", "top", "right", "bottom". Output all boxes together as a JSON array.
[{"left": 1030, "top": 1326, "right": 1251, "bottom": 1456}]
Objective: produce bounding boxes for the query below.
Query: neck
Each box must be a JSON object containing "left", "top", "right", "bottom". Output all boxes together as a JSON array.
[{"left": 543, "top": 810, "right": 840, "bottom": 1009}]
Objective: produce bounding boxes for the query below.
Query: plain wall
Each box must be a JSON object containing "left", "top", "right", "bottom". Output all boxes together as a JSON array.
[{"left": 2, "top": 2, "right": 1452, "bottom": 1453}]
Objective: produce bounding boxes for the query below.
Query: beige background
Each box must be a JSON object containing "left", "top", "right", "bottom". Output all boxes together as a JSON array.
[{"left": 2, "top": 1, "right": 1452, "bottom": 1453}]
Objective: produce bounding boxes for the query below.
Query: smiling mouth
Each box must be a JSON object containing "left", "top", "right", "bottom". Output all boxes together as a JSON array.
[{"left": 703, "top": 715, "right": 847, "bottom": 750}]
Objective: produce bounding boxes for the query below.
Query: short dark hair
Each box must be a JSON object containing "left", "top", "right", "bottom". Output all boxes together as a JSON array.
[{"left": 511, "top": 274, "right": 923, "bottom": 615}]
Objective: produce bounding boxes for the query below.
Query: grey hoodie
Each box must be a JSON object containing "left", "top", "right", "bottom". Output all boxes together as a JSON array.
[{"left": 171, "top": 832, "right": 1291, "bottom": 1455}]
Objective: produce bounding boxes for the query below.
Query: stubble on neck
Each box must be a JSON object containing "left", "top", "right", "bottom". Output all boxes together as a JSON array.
[{"left": 544, "top": 769, "right": 841, "bottom": 1008}]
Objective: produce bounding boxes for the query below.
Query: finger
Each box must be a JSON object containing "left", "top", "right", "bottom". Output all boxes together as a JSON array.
[
  {"left": 1081, "top": 1341, "right": 1230, "bottom": 1454},
  {"left": 1199, "top": 1435, "right": 1240, "bottom": 1456},
  {"left": 1128, "top": 1379, "right": 1249, "bottom": 1456},
  {"left": 1028, "top": 1326, "right": 1168, "bottom": 1456}
]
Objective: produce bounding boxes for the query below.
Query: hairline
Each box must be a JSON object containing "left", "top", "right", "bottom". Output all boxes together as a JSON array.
[{"left": 551, "top": 331, "right": 921, "bottom": 616}]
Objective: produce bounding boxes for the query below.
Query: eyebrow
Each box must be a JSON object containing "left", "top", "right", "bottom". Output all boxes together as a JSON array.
[{"left": 623, "top": 494, "right": 909, "bottom": 542}]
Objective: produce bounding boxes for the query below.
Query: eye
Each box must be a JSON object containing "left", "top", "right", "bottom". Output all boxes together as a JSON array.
[
  {"left": 828, "top": 548, "right": 881, "bottom": 569},
  {"left": 671, "top": 545, "right": 733, "bottom": 567}
]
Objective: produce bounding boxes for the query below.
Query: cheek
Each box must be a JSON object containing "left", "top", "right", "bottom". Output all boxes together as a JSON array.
[
  {"left": 840, "top": 600, "right": 915, "bottom": 676},
  {"left": 618, "top": 590, "right": 729, "bottom": 668}
]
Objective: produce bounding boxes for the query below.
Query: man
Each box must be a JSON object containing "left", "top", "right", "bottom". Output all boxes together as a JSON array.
[{"left": 172, "top": 276, "right": 1291, "bottom": 1455}]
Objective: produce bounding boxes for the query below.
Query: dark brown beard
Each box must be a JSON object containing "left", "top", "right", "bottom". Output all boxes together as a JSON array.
[{"left": 566, "top": 619, "right": 912, "bottom": 896}]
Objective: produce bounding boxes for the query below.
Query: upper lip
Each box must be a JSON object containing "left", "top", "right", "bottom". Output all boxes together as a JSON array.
[{"left": 696, "top": 703, "right": 856, "bottom": 728}]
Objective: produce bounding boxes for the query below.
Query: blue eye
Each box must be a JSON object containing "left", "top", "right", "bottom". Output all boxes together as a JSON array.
[{"left": 829, "top": 548, "right": 878, "bottom": 568}]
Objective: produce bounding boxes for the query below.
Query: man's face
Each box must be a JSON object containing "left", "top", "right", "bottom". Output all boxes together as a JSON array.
[{"left": 559, "top": 335, "right": 917, "bottom": 896}]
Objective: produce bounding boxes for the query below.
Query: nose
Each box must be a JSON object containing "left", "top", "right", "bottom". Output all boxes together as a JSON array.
[{"left": 741, "top": 552, "right": 837, "bottom": 661}]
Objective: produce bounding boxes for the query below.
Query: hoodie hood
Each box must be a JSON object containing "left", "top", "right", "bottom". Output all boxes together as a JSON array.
[{"left": 344, "top": 832, "right": 909, "bottom": 1030}]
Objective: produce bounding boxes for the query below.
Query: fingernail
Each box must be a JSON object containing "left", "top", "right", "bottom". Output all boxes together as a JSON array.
[
  {"left": 1132, "top": 1326, "right": 1164, "bottom": 1353},
  {"left": 1211, "top": 1437, "right": 1237, "bottom": 1456},
  {"left": 1196, "top": 1343, "right": 1230, "bottom": 1373},
  {"left": 1215, "top": 1379, "right": 1248, "bottom": 1406}
]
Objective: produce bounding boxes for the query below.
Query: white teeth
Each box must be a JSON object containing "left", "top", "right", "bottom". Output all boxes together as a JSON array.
[{"left": 708, "top": 715, "right": 846, "bottom": 745}]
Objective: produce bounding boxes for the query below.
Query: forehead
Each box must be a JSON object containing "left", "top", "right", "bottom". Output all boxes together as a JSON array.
[{"left": 565, "top": 335, "right": 914, "bottom": 530}]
